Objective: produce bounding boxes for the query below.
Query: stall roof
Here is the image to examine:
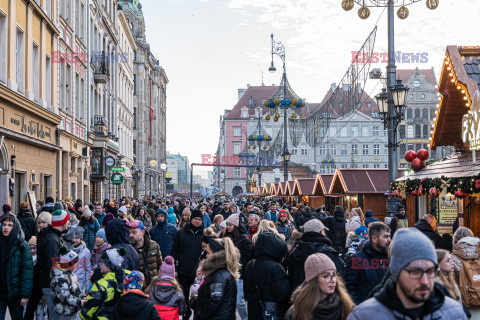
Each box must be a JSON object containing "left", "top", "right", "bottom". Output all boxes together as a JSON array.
[
  {"left": 293, "top": 178, "right": 317, "bottom": 196},
  {"left": 285, "top": 181, "right": 296, "bottom": 196},
  {"left": 270, "top": 183, "right": 278, "bottom": 196},
  {"left": 278, "top": 182, "right": 287, "bottom": 196},
  {"left": 397, "top": 152, "right": 480, "bottom": 180},
  {"left": 330, "top": 169, "right": 405, "bottom": 194},
  {"left": 312, "top": 174, "right": 333, "bottom": 196}
]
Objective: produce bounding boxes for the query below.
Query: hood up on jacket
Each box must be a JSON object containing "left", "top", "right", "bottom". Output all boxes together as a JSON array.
[
  {"left": 333, "top": 210, "right": 346, "bottom": 222},
  {"left": 453, "top": 236, "right": 480, "bottom": 260},
  {"left": 291, "top": 232, "right": 335, "bottom": 264},
  {"left": 0, "top": 215, "right": 22, "bottom": 244},
  {"left": 254, "top": 231, "right": 288, "bottom": 262},
  {"left": 105, "top": 218, "right": 130, "bottom": 246},
  {"left": 151, "top": 282, "right": 178, "bottom": 303},
  {"left": 365, "top": 210, "right": 373, "bottom": 218}
]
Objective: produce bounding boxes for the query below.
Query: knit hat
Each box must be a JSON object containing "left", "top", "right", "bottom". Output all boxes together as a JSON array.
[
  {"left": 389, "top": 228, "right": 438, "bottom": 280},
  {"left": 101, "top": 247, "right": 127, "bottom": 270},
  {"left": 65, "top": 197, "right": 73, "bottom": 202},
  {"left": 155, "top": 208, "right": 167, "bottom": 216},
  {"left": 73, "top": 225, "right": 85, "bottom": 239},
  {"left": 128, "top": 219, "right": 145, "bottom": 231},
  {"left": 220, "top": 220, "right": 227, "bottom": 229},
  {"left": 51, "top": 210, "right": 70, "bottom": 227},
  {"left": 96, "top": 228, "right": 107, "bottom": 242},
  {"left": 45, "top": 196, "right": 54, "bottom": 204},
  {"left": 103, "top": 213, "right": 115, "bottom": 227},
  {"left": 303, "top": 219, "right": 328, "bottom": 233},
  {"left": 54, "top": 202, "right": 64, "bottom": 211},
  {"left": 2, "top": 204, "right": 11, "bottom": 213},
  {"left": 83, "top": 206, "right": 92, "bottom": 218},
  {"left": 118, "top": 206, "right": 127, "bottom": 216},
  {"left": 19, "top": 202, "right": 28, "bottom": 209},
  {"left": 190, "top": 209, "right": 203, "bottom": 221},
  {"left": 158, "top": 256, "right": 176, "bottom": 280},
  {"left": 355, "top": 225, "right": 368, "bottom": 237},
  {"left": 304, "top": 253, "right": 336, "bottom": 283},
  {"left": 28, "top": 236, "right": 37, "bottom": 247},
  {"left": 225, "top": 214, "right": 239, "bottom": 227},
  {"left": 365, "top": 210, "right": 373, "bottom": 218},
  {"left": 124, "top": 271, "right": 145, "bottom": 291},
  {"left": 279, "top": 209, "right": 288, "bottom": 219},
  {"left": 58, "top": 246, "right": 79, "bottom": 268}
]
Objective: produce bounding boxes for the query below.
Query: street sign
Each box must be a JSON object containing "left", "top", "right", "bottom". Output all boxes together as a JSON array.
[
  {"left": 111, "top": 173, "right": 124, "bottom": 185},
  {"left": 105, "top": 156, "right": 115, "bottom": 168},
  {"left": 110, "top": 167, "right": 125, "bottom": 172},
  {"left": 160, "top": 163, "right": 167, "bottom": 170},
  {"left": 150, "top": 160, "right": 157, "bottom": 167}
]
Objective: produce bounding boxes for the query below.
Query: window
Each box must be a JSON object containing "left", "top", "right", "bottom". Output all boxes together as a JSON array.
[
  {"left": 0, "top": 14, "right": 6, "bottom": 84},
  {"left": 133, "top": 108, "right": 137, "bottom": 129},
  {"left": 407, "top": 108, "right": 412, "bottom": 119},
  {"left": 421, "top": 94, "right": 425, "bottom": 99},
  {"left": 415, "top": 109, "right": 420, "bottom": 119},
  {"left": 330, "top": 145, "right": 337, "bottom": 155},
  {"left": 363, "top": 164, "right": 369, "bottom": 168},
  {"left": 415, "top": 125, "right": 421, "bottom": 138},
  {"left": 374, "top": 164, "right": 380, "bottom": 168},
  {"left": 351, "top": 144, "right": 358, "bottom": 155},
  {"left": 233, "top": 126, "right": 241, "bottom": 137},
  {"left": 75, "top": 73, "right": 80, "bottom": 118},
  {"left": 249, "top": 99, "right": 253, "bottom": 105},
  {"left": 292, "top": 148, "right": 297, "bottom": 155},
  {"left": 422, "top": 109, "right": 428, "bottom": 119},
  {"left": 301, "top": 148, "right": 308, "bottom": 156},
  {"left": 430, "top": 108, "right": 436, "bottom": 120},
  {"left": 384, "top": 144, "right": 388, "bottom": 155},
  {"left": 372, "top": 126, "right": 379, "bottom": 137},
  {"left": 399, "top": 125, "right": 405, "bottom": 139},
  {"left": 341, "top": 164, "right": 347, "bottom": 168},
  {"left": 234, "top": 167, "right": 241, "bottom": 178},
  {"left": 16, "top": 28, "right": 25, "bottom": 93},
  {"left": 340, "top": 127, "right": 348, "bottom": 137},
  {"left": 373, "top": 144, "right": 380, "bottom": 155},
  {"left": 407, "top": 125, "right": 414, "bottom": 138},
  {"left": 133, "top": 75, "right": 136, "bottom": 95},
  {"left": 66, "top": 64, "right": 72, "bottom": 113},
  {"left": 409, "top": 94, "right": 413, "bottom": 99},
  {"left": 319, "top": 145, "right": 326, "bottom": 155},
  {"left": 351, "top": 127, "right": 358, "bottom": 137},
  {"left": 233, "top": 142, "right": 241, "bottom": 155},
  {"left": 255, "top": 108, "right": 261, "bottom": 117},
  {"left": 341, "top": 145, "right": 347, "bottom": 155},
  {"left": 241, "top": 110, "right": 248, "bottom": 118},
  {"left": 367, "top": 101, "right": 372, "bottom": 108},
  {"left": 423, "top": 125, "right": 428, "bottom": 138},
  {"left": 384, "top": 164, "right": 389, "bottom": 168},
  {"left": 32, "top": 43, "right": 39, "bottom": 102},
  {"left": 362, "top": 144, "right": 369, "bottom": 155},
  {"left": 80, "top": 77, "right": 85, "bottom": 120},
  {"left": 46, "top": 0, "right": 52, "bottom": 18},
  {"left": 133, "top": 140, "right": 136, "bottom": 162},
  {"left": 362, "top": 126, "right": 369, "bottom": 136},
  {"left": 352, "top": 164, "right": 358, "bottom": 168},
  {"left": 46, "top": 56, "right": 51, "bottom": 106}
]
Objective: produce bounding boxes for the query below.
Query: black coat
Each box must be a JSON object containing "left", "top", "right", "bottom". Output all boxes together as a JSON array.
[
  {"left": 113, "top": 291, "right": 161, "bottom": 320},
  {"left": 244, "top": 232, "right": 290, "bottom": 320},
  {"left": 231, "top": 234, "right": 252, "bottom": 279},
  {"left": 194, "top": 267, "right": 237, "bottom": 320},
  {"left": 298, "top": 210, "right": 315, "bottom": 228},
  {"left": 322, "top": 211, "right": 347, "bottom": 254},
  {"left": 17, "top": 209, "right": 38, "bottom": 242},
  {"left": 344, "top": 240, "right": 389, "bottom": 304},
  {"left": 414, "top": 219, "right": 452, "bottom": 251},
  {"left": 293, "top": 211, "right": 303, "bottom": 228},
  {"left": 105, "top": 219, "right": 139, "bottom": 271},
  {"left": 288, "top": 232, "right": 344, "bottom": 290},
  {"left": 36, "top": 225, "right": 65, "bottom": 288},
  {"left": 220, "top": 208, "right": 233, "bottom": 220},
  {"left": 171, "top": 222, "right": 204, "bottom": 277}
]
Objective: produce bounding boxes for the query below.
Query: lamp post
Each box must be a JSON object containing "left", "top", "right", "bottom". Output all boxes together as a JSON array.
[
  {"left": 343, "top": 0, "right": 437, "bottom": 183},
  {"left": 267, "top": 34, "right": 305, "bottom": 182}
]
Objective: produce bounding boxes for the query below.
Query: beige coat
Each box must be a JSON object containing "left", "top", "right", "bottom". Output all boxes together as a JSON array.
[
  {"left": 451, "top": 236, "right": 480, "bottom": 284},
  {"left": 345, "top": 215, "right": 362, "bottom": 234}
]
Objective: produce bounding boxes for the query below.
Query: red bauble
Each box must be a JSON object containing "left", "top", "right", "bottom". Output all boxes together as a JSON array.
[
  {"left": 476, "top": 180, "right": 480, "bottom": 190},
  {"left": 411, "top": 158, "right": 424, "bottom": 172},
  {"left": 411, "top": 190, "right": 419, "bottom": 197},
  {"left": 417, "top": 149, "right": 429, "bottom": 161},
  {"left": 404, "top": 150, "right": 417, "bottom": 162},
  {"left": 454, "top": 190, "right": 468, "bottom": 199}
]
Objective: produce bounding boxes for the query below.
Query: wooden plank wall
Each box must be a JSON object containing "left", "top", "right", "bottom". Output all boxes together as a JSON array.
[
  {"left": 362, "top": 194, "right": 387, "bottom": 222},
  {"left": 310, "top": 196, "right": 325, "bottom": 208},
  {"left": 406, "top": 194, "right": 417, "bottom": 227}
]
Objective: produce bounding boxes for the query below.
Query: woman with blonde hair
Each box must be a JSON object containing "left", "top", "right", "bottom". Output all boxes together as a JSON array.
[
  {"left": 36, "top": 211, "right": 52, "bottom": 231},
  {"left": 345, "top": 207, "right": 365, "bottom": 233},
  {"left": 252, "top": 219, "right": 285, "bottom": 244},
  {"left": 194, "top": 237, "right": 240, "bottom": 320},
  {"left": 287, "top": 253, "right": 354, "bottom": 320},
  {"left": 210, "top": 214, "right": 224, "bottom": 237},
  {"left": 177, "top": 207, "right": 191, "bottom": 229},
  {"left": 436, "top": 249, "right": 461, "bottom": 301}
]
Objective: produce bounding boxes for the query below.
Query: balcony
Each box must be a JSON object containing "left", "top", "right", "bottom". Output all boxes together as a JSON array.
[
  {"left": 93, "top": 52, "right": 110, "bottom": 84},
  {"left": 93, "top": 115, "right": 108, "bottom": 136}
]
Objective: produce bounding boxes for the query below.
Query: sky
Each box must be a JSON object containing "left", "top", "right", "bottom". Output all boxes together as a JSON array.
[{"left": 141, "top": 0, "right": 477, "bottom": 177}]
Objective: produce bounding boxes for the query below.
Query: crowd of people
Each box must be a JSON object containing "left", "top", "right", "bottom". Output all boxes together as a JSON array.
[{"left": 0, "top": 195, "right": 475, "bottom": 319}]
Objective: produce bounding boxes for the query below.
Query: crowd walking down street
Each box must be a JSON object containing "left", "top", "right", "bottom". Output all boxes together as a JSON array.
[{"left": 0, "top": 197, "right": 474, "bottom": 320}]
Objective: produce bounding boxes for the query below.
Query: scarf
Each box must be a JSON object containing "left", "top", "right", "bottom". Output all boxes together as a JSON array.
[
  {"left": 312, "top": 294, "right": 342, "bottom": 320},
  {"left": 248, "top": 225, "right": 259, "bottom": 242}
]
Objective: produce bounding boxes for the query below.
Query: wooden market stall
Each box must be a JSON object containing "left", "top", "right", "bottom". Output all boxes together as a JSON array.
[
  {"left": 270, "top": 183, "right": 278, "bottom": 196},
  {"left": 292, "top": 178, "right": 317, "bottom": 206},
  {"left": 310, "top": 174, "right": 335, "bottom": 210},
  {"left": 391, "top": 45, "right": 480, "bottom": 235}
]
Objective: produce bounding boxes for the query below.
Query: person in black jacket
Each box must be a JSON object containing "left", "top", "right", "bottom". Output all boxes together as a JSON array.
[
  {"left": 171, "top": 209, "right": 204, "bottom": 319},
  {"left": 113, "top": 271, "right": 161, "bottom": 320},
  {"left": 194, "top": 237, "right": 240, "bottom": 320},
  {"left": 105, "top": 219, "right": 139, "bottom": 271},
  {"left": 40, "top": 196, "right": 55, "bottom": 214},
  {"left": 17, "top": 202, "right": 38, "bottom": 242},
  {"left": 220, "top": 201, "right": 234, "bottom": 220},
  {"left": 298, "top": 208, "right": 315, "bottom": 228},
  {"left": 288, "top": 219, "right": 344, "bottom": 290},
  {"left": 222, "top": 214, "right": 252, "bottom": 320},
  {"left": 322, "top": 205, "right": 347, "bottom": 254},
  {"left": 344, "top": 221, "right": 391, "bottom": 304},
  {"left": 244, "top": 231, "right": 291, "bottom": 320},
  {"left": 293, "top": 205, "right": 305, "bottom": 228},
  {"left": 414, "top": 214, "right": 452, "bottom": 251}
]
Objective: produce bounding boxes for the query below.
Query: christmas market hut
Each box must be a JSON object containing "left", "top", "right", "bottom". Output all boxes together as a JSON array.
[
  {"left": 270, "top": 183, "right": 278, "bottom": 196},
  {"left": 392, "top": 45, "right": 480, "bottom": 235},
  {"left": 292, "top": 178, "right": 317, "bottom": 206},
  {"left": 310, "top": 174, "right": 335, "bottom": 210}
]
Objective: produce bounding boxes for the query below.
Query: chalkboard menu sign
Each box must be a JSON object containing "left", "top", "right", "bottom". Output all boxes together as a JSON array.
[{"left": 438, "top": 192, "right": 458, "bottom": 225}]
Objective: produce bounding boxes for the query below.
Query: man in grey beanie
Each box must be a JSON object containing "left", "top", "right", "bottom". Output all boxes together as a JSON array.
[{"left": 347, "top": 228, "right": 467, "bottom": 320}]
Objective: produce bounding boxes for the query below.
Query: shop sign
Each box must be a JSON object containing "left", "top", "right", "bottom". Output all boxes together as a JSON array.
[
  {"left": 111, "top": 173, "right": 124, "bottom": 185},
  {"left": 105, "top": 156, "right": 115, "bottom": 168},
  {"left": 110, "top": 167, "right": 125, "bottom": 172},
  {"left": 10, "top": 114, "right": 52, "bottom": 141},
  {"left": 438, "top": 191, "right": 458, "bottom": 225},
  {"left": 150, "top": 160, "right": 157, "bottom": 167},
  {"left": 462, "top": 90, "right": 480, "bottom": 150}
]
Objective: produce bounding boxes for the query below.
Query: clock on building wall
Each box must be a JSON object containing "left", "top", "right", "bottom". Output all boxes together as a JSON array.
[{"left": 413, "top": 80, "right": 421, "bottom": 87}]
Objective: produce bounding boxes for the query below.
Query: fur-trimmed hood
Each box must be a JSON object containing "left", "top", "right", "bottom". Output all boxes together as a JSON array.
[{"left": 202, "top": 250, "right": 227, "bottom": 278}]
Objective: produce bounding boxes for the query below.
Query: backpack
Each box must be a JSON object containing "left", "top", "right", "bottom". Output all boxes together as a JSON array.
[{"left": 458, "top": 257, "right": 480, "bottom": 308}]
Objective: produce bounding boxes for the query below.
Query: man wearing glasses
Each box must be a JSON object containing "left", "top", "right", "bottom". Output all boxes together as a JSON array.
[{"left": 347, "top": 228, "right": 467, "bottom": 319}]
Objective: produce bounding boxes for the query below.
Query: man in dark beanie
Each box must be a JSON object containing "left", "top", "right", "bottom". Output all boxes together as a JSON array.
[
  {"left": 348, "top": 228, "right": 466, "bottom": 319},
  {"left": 389, "top": 204, "right": 408, "bottom": 237},
  {"left": 171, "top": 208, "right": 204, "bottom": 319}
]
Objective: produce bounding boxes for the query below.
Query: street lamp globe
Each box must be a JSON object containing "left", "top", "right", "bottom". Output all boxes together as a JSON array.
[
  {"left": 268, "top": 61, "right": 276, "bottom": 73},
  {"left": 281, "top": 151, "right": 291, "bottom": 162},
  {"left": 391, "top": 78, "right": 410, "bottom": 107},
  {"left": 375, "top": 88, "right": 389, "bottom": 114}
]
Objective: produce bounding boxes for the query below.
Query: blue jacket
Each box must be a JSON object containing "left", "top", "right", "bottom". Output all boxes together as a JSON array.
[
  {"left": 202, "top": 213, "right": 212, "bottom": 227},
  {"left": 81, "top": 218, "right": 101, "bottom": 252},
  {"left": 264, "top": 210, "right": 278, "bottom": 223},
  {"left": 150, "top": 220, "right": 178, "bottom": 259},
  {"left": 94, "top": 212, "right": 106, "bottom": 226},
  {"left": 167, "top": 207, "right": 177, "bottom": 225}
]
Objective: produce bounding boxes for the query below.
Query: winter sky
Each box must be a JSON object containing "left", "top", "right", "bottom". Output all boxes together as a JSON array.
[{"left": 142, "top": 0, "right": 477, "bottom": 177}]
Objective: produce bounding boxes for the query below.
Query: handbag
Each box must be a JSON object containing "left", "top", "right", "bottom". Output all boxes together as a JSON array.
[{"left": 252, "top": 260, "right": 279, "bottom": 320}]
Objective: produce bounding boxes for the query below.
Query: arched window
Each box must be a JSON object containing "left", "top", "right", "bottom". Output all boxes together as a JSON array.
[
  {"left": 407, "top": 125, "right": 414, "bottom": 138},
  {"left": 407, "top": 108, "right": 412, "bottom": 119},
  {"left": 430, "top": 108, "right": 436, "bottom": 120},
  {"left": 415, "top": 109, "right": 420, "bottom": 119},
  {"left": 423, "top": 125, "right": 428, "bottom": 138},
  {"left": 422, "top": 109, "right": 428, "bottom": 119},
  {"left": 415, "top": 125, "right": 421, "bottom": 138}
]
